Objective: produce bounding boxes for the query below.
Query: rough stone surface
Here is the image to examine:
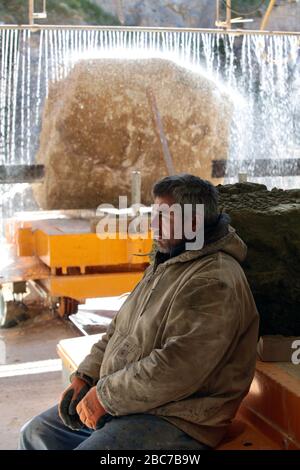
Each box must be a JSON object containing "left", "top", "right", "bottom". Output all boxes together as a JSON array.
[
  {"left": 252, "top": 0, "right": 300, "bottom": 33},
  {"left": 34, "top": 58, "right": 232, "bottom": 209},
  {"left": 0, "top": 315, "right": 78, "bottom": 449},
  {"left": 218, "top": 182, "right": 300, "bottom": 336},
  {"left": 92, "top": 0, "right": 216, "bottom": 28},
  {"left": 93, "top": 0, "right": 300, "bottom": 32}
]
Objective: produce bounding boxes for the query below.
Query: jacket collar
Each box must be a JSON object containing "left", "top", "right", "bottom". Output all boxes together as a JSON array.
[
  {"left": 153, "top": 225, "right": 247, "bottom": 271},
  {"left": 153, "top": 212, "right": 238, "bottom": 270},
  {"left": 164, "top": 226, "right": 247, "bottom": 266}
]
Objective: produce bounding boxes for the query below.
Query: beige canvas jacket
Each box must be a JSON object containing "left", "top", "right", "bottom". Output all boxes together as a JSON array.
[{"left": 76, "top": 227, "right": 259, "bottom": 447}]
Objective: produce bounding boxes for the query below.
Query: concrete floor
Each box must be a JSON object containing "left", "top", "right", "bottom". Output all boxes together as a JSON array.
[{"left": 0, "top": 311, "right": 79, "bottom": 450}]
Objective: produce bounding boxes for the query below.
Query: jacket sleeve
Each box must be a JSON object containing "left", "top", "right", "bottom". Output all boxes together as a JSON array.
[
  {"left": 75, "top": 314, "right": 117, "bottom": 384},
  {"left": 96, "top": 277, "right": 241, "bottom": 415},
  {"left": 73, "top": 268, "right": 153, "bottom": 385}
]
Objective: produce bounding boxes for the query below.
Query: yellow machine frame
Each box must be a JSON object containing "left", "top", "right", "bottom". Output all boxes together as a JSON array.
[{"left": 1, "top": 212, "right": 153, "bottom": 318}]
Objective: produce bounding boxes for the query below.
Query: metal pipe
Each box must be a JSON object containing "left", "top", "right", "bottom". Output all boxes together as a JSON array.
[
  {"left": 226, "top": 0, "right": 231, "bottom": 31},
  {"left": 216, "top": 0, "right": 220, "bottom": 26},
  {"left": 131, "top": 171, "right": 141, "bottom": 207},
  {"left": 0, "top": 24, "right": 300, "bottom": 36},
  {"left": 260, "top": 0, "right": 276, "bottom": 31},
  {"left": 28, "top": 0, "right": 34, "bottom": 25},
  {"left": 116, "top": 0, "right": 125, "bottom": 25}
]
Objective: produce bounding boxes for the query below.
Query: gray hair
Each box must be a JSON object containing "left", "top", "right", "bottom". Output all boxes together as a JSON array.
[{"left": 152, "top": 174, "right": 219, "bottom": 226}]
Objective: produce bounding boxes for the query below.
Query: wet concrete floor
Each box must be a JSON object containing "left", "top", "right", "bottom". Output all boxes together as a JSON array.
[{"left": 0, "top": 311, "right": 79, "bottom": 449}]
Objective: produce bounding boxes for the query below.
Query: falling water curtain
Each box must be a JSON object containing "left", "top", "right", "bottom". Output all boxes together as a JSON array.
[{"left": 0, "top": 26, "right": 299, "bottom": 231}]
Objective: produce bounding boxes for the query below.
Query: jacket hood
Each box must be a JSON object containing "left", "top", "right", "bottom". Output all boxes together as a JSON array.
[{"left": 219, "top": 227, "right": 248, "bottom": 263}]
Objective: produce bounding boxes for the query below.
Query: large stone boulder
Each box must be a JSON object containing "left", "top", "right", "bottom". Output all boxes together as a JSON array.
[
  {"left": 218, "top": 183, "right": 300, "bottom": 336},
  {"left": 34, "top": 58, "right": 232, "bottom": 209}
]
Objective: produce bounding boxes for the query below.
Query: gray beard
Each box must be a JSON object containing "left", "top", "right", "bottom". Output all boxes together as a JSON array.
[{"left": 157, "top": 246, "right": 170, "bottom": 254}]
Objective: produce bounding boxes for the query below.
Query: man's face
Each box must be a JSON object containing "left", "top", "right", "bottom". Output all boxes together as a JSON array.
[{"left": 151, "top": 195, "right": 185, "bottom": 253}]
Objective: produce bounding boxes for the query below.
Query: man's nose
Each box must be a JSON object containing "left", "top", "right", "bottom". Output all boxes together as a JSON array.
[{"left": 151, "top": 212, "right": 162, "bottom": 236}]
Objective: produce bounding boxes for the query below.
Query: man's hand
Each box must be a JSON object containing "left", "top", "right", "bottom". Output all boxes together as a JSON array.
[
  {"left": 58, "top": 376, "right": 90, "bottom": 430},
  {"left": 76, "top": 386, "right": 107, "bottom": 430}
]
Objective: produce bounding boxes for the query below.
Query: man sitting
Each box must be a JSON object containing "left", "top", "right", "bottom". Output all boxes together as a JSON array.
[{"left": 19, "top": 174, "right": 259, "bottom": 450}]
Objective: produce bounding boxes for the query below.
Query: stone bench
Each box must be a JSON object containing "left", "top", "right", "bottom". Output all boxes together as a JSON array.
[{"left": 57, "top": 335, "right": 300, "bottom": 450}]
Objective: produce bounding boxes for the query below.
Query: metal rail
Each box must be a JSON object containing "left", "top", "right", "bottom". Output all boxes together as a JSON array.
[
  {"left": 0, "top": 24, "right": 299, "bottom": 37},
  {"left": 0, "top": 165, "right": 45, "bottom": 184},
  {"left": 2, "top": 161, "right": 300, "bottom": 184},
  {"left": 212, "top": 159, "right": 300, "bottom": 178}
]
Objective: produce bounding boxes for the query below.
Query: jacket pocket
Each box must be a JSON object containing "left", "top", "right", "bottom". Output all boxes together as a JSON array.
[
  {"left": 113, "top": 334, "right": 142, "bottom": 371},
  {"left": 101, "top": 330, "right": 141, "bottom": 375}
]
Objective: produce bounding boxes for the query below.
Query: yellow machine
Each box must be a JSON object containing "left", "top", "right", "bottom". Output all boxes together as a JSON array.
[{"left": 0, "top": 209, "right": 153, "bottom": 325}]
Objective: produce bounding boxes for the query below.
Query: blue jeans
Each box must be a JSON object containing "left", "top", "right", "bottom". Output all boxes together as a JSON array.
[{"left": 19, "top": 405, "right": 210, "bottom": 450}]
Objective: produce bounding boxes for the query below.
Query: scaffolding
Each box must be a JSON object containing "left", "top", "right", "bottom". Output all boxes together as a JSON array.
[
  {"left": 28, "top": 0, "right": 47, "bottom": 25},
  {"left": 22, "top": 0, "right": 299, "bottom": 36}
]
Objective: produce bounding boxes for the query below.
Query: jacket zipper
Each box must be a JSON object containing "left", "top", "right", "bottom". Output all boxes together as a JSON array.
[{"left": 137, "top": 268, "right": 165, "bottom": 318}]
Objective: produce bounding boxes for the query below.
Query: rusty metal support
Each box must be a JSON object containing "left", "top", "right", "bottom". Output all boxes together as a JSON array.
[
  {"left": 0, "top": 165, "right": 44, "bottom": 184},
  {"left": 260, "top": 0, "right": 277, "bottom": 31},
  {"left": 226, "top": 0, "right": 232, "bottom": 30},
  {"left": 212, "top": 158, "right": 300, "bottom": 178}
]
